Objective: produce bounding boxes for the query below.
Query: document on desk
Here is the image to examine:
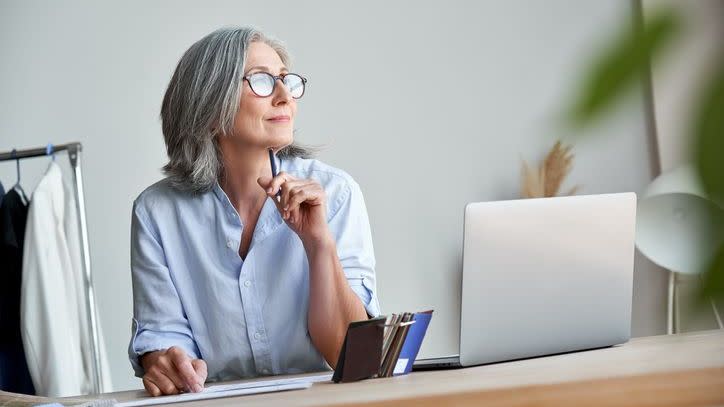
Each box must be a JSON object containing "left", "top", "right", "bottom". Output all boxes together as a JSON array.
[{"left": 116, "top": 372, "right": 333, "bottom": 406}]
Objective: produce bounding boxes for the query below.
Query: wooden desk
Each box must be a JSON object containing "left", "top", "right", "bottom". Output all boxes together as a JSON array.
[
  {"left": 106, "top": 330, "right": 724, "bottom": 407},
  {"left": 72, "top": 330, "right": 724, "bottom": 406}
]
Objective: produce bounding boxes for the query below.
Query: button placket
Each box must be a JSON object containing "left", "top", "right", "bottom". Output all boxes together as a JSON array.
[{"left": 237, "top": 256, "right": 274, "bottom": 374}]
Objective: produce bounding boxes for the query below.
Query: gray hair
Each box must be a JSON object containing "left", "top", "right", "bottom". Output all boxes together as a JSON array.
[{"left": 160, "top": 26, "right": 315, "bottom": 194}]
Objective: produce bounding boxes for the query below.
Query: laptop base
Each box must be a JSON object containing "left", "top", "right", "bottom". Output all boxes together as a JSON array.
[{"left": 412, "top": 355, "right": 462, "bottom": 370}]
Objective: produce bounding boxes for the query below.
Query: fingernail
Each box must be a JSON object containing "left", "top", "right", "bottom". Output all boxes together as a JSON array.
[
  {"left": 284, "top": 206, "right": 289, "bottom": 211},
  {"left": 194, "top": 383, "right": 203, "bottom": 392},
  {"left": 267, "top": 188, "right": 273, "bottom": 193}
]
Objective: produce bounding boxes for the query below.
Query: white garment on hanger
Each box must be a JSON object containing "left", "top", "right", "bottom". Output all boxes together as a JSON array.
[{"left": 20, "top": 161, "right": 112, "bottom": 397}]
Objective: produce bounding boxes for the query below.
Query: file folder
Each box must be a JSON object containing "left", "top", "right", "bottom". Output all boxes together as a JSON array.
[{"left": 394, "top": 310, "right": 433, "bottom": 375}]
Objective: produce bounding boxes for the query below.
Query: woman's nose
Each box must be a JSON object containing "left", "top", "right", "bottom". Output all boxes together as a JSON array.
[{"left": 271, "top": 78, "right": 293, "bottom": 105}]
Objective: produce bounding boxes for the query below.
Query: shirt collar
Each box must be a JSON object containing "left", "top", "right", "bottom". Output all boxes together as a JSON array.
[
  {"left": 212, "top": 180, "right": 228, "bottom": 205},
  {"left": 212, "top": 178, "right": 285, "bottom": 246}
]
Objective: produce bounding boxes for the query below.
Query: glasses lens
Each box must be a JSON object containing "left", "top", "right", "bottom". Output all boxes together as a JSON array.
[
  {"left": 284, "top": 74, "right": 305, "bottom": 99},
  {"left": 248, "top": 73, "right": 274, "bottom": 96}
]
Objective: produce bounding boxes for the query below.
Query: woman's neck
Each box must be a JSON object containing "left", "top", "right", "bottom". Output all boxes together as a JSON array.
[{"left": 218, "top": 144, "right": 272, "bottom": 216}]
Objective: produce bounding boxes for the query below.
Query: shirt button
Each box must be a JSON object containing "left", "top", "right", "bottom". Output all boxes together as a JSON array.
[
  {"left": 226, "top": 239, "right": 234, "bottom": 248},
  {"left": 244, "top": 280, "right": 251, "bottom": 287},
  {"left": 254, "top": 332, "right": 262, "bottom": 340}
]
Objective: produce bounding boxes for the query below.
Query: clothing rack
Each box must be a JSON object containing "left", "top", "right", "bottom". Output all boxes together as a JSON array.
[{"left": 0, "top": 142, "right": 104, "bottom": 394}]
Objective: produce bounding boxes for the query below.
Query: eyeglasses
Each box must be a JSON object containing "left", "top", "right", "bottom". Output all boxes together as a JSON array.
[{"left": 243, "top": 72, "right": 307, "bottom": 99}]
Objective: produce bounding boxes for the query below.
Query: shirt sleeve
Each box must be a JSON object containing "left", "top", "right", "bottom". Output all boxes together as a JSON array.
[
  {"left": 127, "top": 201, "right": 200, "bottom": 378},
  {"left": 327, "top": 179, "right": 381, "bottom": 318}
]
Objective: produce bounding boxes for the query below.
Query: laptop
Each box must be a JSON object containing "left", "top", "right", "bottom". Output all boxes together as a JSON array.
[{"left": 414, "top": 193, "right": 636, "bottom": 369}]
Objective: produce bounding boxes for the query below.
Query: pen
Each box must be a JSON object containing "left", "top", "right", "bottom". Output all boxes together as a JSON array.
[{"left": 268, "top": 148, "right": 281, "bottom": 202}]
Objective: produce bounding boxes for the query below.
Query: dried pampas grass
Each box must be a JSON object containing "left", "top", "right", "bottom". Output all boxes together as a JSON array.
[{"left": 521, "top": 141, "right": 581, "bottom": 198}]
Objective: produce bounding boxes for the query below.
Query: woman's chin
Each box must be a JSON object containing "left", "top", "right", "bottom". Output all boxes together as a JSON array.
[{"left": 267, "top": 135, "right": 293, "bottom": 149}]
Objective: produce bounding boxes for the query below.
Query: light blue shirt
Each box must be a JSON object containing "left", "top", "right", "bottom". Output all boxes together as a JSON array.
[{"left": 127, "top": 157, "right": 380, "bottom": 381}]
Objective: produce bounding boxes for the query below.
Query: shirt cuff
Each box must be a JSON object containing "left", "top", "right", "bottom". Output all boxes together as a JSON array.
[
  {"left": 128, "top": 318, "right": 201, "bottom": 378},
  {"left": 348, "top": 278, "right": 381, "bottom": 318}
]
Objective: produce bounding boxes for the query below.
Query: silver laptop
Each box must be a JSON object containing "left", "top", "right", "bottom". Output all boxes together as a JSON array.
[{"left": 414, "top": 193, "right": 636, "bottom": 369}]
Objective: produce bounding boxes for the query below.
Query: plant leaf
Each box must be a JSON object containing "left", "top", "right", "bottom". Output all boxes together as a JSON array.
[
  {"left": 693, "top": 58, "right": 724, "bottom": 304},
  {"left": 568, "top": 7, "right": 679, "bottom": 128},
  {"left": 693, "top": 57, "right": 724, "bottom": 207},
  {"left": 698, "top": 242, "right": 724, "bottom": 305}
]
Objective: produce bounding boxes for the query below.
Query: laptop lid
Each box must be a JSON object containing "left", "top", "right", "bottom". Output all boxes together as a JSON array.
[{"left": 459, "top": 193, "right": 636, "bottom": 367}]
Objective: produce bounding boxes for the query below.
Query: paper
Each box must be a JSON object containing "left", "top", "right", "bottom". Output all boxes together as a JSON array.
[
  {"left": 203, "top": 372, "right": 332, "bottom": 393},
  {"left": 115, "top": 373, "right": 332, "bottom": 407},
  {"left": 393, "top": 358, "right": 409, "bottom": 375}
]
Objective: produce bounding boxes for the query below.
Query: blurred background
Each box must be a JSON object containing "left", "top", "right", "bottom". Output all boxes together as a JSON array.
[{"left": 1, "top": 0, "right": 721, "bottom": 393}]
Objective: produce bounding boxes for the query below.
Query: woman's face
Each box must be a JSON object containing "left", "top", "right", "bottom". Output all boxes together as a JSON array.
[{"left": 230, "top": 41, "right": 297, "bottom": 151}]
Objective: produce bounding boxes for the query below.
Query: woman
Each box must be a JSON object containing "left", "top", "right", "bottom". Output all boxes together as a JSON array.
[{"left": 128, "top": 27, "right": 380, "bottom": 396}]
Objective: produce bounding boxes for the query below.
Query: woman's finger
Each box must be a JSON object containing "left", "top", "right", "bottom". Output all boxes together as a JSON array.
[
  {"left": 142, "top": 376, "right": 162, "bottom": 397},
  {"left": 266, "top": 171, "right": 296, "bottom": 196},
  {"left": 283, "top": 182, "right": 319, "bottom": 218},
  {"left": 156, "top": 356, "right": 187, "bottom": 392},
  {"left": 279, "top": 180, "right": 309, "bottom": 216},
  {"left": 285, "top": 186, "right": 315, "bottom": 213},
  {"left": 289, "top": 183, "right": 325, "bottom": 210},
  {"left": 145, "top": 373, "right": 179, "bottom": 396},
  {"left": 191, "top": 359, "right": 208, "bottom": 383},
  {"left": 164, "top": 365, "right": 189, "bottom": 392},
  {"left": 169, "top": 348, "right": 203, "bottom": 393}
]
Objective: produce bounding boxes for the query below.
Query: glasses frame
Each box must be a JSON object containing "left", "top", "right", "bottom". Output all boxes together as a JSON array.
[{"left": 243, "top": 72, "right": 307, "bottom": 99}]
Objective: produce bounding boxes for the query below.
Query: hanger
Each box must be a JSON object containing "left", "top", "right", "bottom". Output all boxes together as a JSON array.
[{"left": 10, "top": 149, "right": 29, "bottom": 205}]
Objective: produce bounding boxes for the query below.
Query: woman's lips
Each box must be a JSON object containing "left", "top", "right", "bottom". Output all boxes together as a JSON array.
[{"left": 267, "top": 116, "right": 290, "bottom": 122}]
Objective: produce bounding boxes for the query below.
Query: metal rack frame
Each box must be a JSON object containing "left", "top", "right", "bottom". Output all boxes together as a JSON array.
[{"left": 0, "top": 142, "right": 103, "bottom": 394}]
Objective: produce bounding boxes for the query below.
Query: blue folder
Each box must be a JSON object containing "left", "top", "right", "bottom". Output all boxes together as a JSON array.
[{"left": 393, "top": 310, "right": 433, "bottom": 375}]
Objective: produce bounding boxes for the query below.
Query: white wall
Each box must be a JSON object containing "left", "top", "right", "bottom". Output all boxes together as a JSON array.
[
  {"left": 643, "top": 0, "right": 724, "bottom": 173},
  {"left": 0, "top": 0, "right": 667, "bottom": 393}
]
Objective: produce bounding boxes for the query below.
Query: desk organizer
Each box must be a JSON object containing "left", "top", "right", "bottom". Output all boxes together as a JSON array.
[{"left": 332, "top": 310, "right": 433, "bottom": 383}]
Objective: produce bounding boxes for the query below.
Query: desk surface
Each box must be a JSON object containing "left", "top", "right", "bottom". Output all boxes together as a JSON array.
[{"left": 96, "top": 330, "right": 724, "bottom": 406}]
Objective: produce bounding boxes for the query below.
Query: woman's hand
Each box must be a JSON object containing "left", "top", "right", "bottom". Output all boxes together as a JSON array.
[
  {"left": 140, "top": 346, "right": 207, "bottom": 396},
  {"left": 257, "top": 172, "right": 331, "bottom": 246}
]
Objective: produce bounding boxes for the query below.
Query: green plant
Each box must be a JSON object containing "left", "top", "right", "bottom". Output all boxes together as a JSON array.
[{"left": 565, "top": 4, "right": 724, "bottom": 305}]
